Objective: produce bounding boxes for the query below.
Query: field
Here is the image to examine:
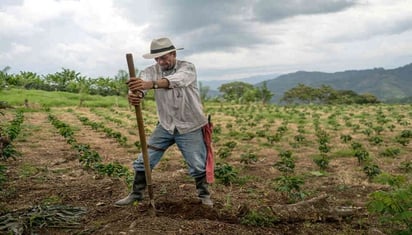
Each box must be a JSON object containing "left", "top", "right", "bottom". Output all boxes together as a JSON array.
[{"left": 1, "top": 91, "right": 411, "bottom": 234}]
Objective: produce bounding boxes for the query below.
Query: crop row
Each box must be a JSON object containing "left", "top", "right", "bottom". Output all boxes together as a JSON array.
[
  {"left": 47, "top": 113, "right": 133, "bottom": 185},
  {"left": 0, "top": 109, "right": 25, "bottom": 187}
]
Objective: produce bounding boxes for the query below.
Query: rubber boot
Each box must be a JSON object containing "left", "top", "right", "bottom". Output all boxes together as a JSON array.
[
  {"left": 115, "top": 171, "right": 146, "bottom": 206},
  {"left": 195, "top": 176, "right": 213, "bottom": 206}
]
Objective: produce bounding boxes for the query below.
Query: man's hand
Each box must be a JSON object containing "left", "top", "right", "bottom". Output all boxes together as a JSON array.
[
  {"left": 126, "top": 77, "right": 146, "bottom": 106},
  {"left": 128, "top": 91, "right": 144, "bottom": 106},
  {"left": 126, "top": 77, "right": 145, "bottom": 93}
]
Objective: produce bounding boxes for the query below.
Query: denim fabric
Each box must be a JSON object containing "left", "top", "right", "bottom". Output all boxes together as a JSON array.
[{"left": 133, "top": 124, "right": 207, "bottom": 178}]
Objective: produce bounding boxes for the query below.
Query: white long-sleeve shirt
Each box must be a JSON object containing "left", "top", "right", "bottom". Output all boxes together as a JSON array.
[{"left": 141, "top": 60, "right": 208, "bottom": 134}]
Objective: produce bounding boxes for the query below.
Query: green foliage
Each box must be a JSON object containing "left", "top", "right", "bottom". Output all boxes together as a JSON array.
[
  {"left": 218, "top": 81, "right": 273, "bottom": 104},
  {"left": 48, "top": 113, "right": 132, "bottom": 184},
  {"left": 214, "top": 163, "right": 238, "bottom": 185},
  {"left": 379, "top": 147, "right": 401, "bottom": 158},
  {"left": 400, "top": 129, "right": 412, "bottom": 138},
  {"left": 273, "top": 175, "right": 306, "bottom": 202},
  {"left": 1, "top": 110, "right": 24, "bottom": 160},
  {"left": 217, "top": 147, "right": 232, "bottom": 159},
  {"left": 313, "top": 154, "right": 330, "bottom": 170},
  {"left": 0, "top": 164, "right": 7, "bottom": 187},
  {"left": 219, "top": 81, "right": 254, "bottom": 103},
  {"left": 240, "top": 207, "right": 279, "bottom": 227},
  {"left": 369, "top": 136, "right": 383, "bottom": 145},
  {"left": 1, "top": 88, "right": 130, "bottom": 108},
  {"left": 94, "top": 162, "right": 132, "bottom": 179},
  {"left": 373, "top": 173, "right": 407, "bottom": 189},
  {"left": 399, "top": 160, "right": 412, "bottom": 173},
  {"left": 340, "top": 134, "right": 352, "bottom": 143},
  {"left": 363, "top": 164, "right": 381, "bottom": 179},
  {"left": 281, "top": 84, "right": 380, "bottom": 105},
  {"left": 367, "top": 185, "right": 412, "bottom": 234},
  {"left": 223, "top": 141, "right": 237, "bottom": 149},
  {"left": 79, "top": 150, "right": 101, "bottom": 169},
  {"left": 273, "top": 150, "right": 295, "bottom": 173},
  {"left": 240, "top": 151, "right": 258, "bottom": 164}
]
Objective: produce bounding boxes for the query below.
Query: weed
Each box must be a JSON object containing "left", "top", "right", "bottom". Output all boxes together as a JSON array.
[{"left": 241, "top": 207, "right": 279, "bottom": 227}]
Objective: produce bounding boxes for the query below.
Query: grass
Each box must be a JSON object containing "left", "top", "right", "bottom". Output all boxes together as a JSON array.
[{"left": 0, "top": 88, "right": 130, "bottom": 108}]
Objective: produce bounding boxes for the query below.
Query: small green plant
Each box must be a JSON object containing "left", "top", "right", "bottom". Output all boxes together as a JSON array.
[
  {"left": 240, "top": 152, "right": 258, "bottom": 164},
  {"left": 399, "top": 160, "right": 412, "bottom": 173},
  {"left": 266, "top": 134, "right": 281, "bottom": 144},
  {"left": 373, "top": 173, "right": 406, "bottom": 189},
  {"left": 313, "top": 154, "right": 330, "bottom": 170},
  {"left": 79, "top": 150, "right": 101, "bottom": 169},
  {"left": 363, "top": 164, "right": 381, "bottom": 179},
  {"left": 273, "top": 175, "right": 306, "bottom": 202},
  {"left": 273, "top": 150, "right": 295, "bottom": 173},
  {"left": 214, "top": 163, "right": 238, "bottom": 185},
  {"left": 354, "top": 149, "right": 370, "bottom": 165},
  {"left": 379, "top": 147, "right": 401, "bottom": 158},
  {"left": 217, "top": 147, "right": 232, "bottom": 159},
  {"left": 223, "top": 141, "right": 237, "bottom": 149},
  {"left": 94, "top": 162, "right": 132, "bottom": 178},
  {"left": 273, "top": 150, "right": 306, "bottom": 202},
  {"left": 240, "top": 207, "right": 279, "bottom": 227},
  {"left": 340, "top": 134, "right": 352, "bottom": 143}
]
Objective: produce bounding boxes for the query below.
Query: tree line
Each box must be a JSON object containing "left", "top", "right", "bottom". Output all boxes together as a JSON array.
[
  {"left": 1, "top": 66, "right": 379, "bottom": 105},
  {"left": 212, "top": 81, "right": 379, "bottom": 105},
  {"left": 0, "top": 66, "right": 130, "bottom": 97}
]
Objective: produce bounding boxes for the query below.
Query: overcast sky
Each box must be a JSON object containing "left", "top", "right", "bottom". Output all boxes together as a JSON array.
[{"left": 1, "top": 0, "right": 412, "bottom": 81}]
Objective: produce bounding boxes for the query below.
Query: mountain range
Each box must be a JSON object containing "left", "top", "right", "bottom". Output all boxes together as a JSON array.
[{"left": 201, "top": 63, "right": 412, "bottom": 103}]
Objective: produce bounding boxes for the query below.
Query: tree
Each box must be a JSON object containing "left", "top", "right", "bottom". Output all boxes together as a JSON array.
[
  {"left": 256, "top": 82, "right": 274, "bottom": 104},
  {"left": 219, "top": 81, "right": 254, "bottom": 103},
  {"left": 44, "top": 68, "right": 86, "bottom": 92},
  {"left": 198, "top": 81, "right": 210, "bottom": 103},
  {"left": 281, "top": 83, "right": 317, "bottom": 104},
  {"left": 113, "top": 70, "right": 130, "bottom": 106},
  {"left": 282, "top": 83, "right": 380, "bottom": 105},
  {"left": 0, "top": 66, "right": 11, "bottom": 90}
]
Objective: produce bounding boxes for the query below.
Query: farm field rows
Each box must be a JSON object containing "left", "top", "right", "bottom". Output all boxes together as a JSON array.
[{"left": 1, "top": 102, "right": 411, "bottom": 234}]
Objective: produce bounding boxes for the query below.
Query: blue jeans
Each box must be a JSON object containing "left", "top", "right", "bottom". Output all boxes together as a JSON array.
[{"left": 132, "top": 124, "right": 207, "bottom": 179}]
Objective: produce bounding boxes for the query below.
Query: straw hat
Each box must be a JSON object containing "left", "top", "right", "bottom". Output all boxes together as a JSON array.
[{"left": 142, "top": 37, "right": 183, "bottom": 59}]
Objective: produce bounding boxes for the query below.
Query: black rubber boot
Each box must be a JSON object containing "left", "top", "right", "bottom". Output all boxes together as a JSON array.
[
  {"left": 115, "top": 171, "right": 146, "bottom": 206},
  {"left": 195, "top": 176, "right": 213, "bottom": 206}
]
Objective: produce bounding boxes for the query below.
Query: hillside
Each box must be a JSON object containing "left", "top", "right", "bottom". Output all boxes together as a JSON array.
[{"left": 258, "top": 63, "right": 412, "bottom": 103}]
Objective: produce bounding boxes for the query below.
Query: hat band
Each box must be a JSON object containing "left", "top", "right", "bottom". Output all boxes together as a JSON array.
[{"left": 151, "top": 45, "right": 176, "bottom": 54}]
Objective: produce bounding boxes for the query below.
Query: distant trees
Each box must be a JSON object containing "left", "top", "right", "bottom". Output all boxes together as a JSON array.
[
  {"left": 218, "top": 81, "right": 274, "bottom": 104},
  {"left": 1, "top": 67, "right": 132, "bottom": 97},
  {"left": 281, "top": 83, "right": 380, "bottom": 105}
]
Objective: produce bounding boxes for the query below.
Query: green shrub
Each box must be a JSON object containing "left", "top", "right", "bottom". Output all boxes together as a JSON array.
[
  {"left": 367, "top": 185, "right": 412, "bottom": 234},
  {"left": 215, "top": 163, "right": 238, "bottom": 185},
  {"left": 241, "top": 208, "right": 279, "bottom": 227}
]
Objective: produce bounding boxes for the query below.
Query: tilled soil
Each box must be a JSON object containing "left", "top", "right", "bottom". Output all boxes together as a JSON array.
[{"left": 0, "top": 109, "right": 395, "bottom": 234}]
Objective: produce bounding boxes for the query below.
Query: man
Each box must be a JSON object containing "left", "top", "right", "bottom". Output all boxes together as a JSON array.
[{"left": 115, "top": 37, "right": 213, "bottom": 206}]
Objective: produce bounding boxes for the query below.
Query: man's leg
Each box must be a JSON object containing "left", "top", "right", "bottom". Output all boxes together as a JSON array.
[
  {"left": 175, "top": 128, "right": 213, "bottom": 206},
  {"left": 115, "top": 125, "right": 174, "bottom": 206}
]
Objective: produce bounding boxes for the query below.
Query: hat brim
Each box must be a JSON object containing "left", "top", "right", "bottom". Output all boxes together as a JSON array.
[{"left": 142, "top": 48, "right": 184, "bottom": 59}]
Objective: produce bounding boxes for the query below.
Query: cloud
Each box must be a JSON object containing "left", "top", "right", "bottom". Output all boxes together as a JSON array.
[
  {"left": 0, "top": 0, "right": 148, "bottom": 77},
  {"left": 252, "top": 0, "right": 356, "bottom": 22},
  {"left": 0, "top": 0, "right": 411, "bottom": 81},
  {"left": 140, "top": 0, "right": 358, "bottom": 55}
]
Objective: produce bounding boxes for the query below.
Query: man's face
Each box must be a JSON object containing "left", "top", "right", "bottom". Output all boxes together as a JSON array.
[{"left": 155, "top": 52, "right": 176, "bottom": 70}]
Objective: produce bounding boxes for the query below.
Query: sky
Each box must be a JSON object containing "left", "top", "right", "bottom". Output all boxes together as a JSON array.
[{"left": 1, "top": 0, "right": 412, "bottom": 81}]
